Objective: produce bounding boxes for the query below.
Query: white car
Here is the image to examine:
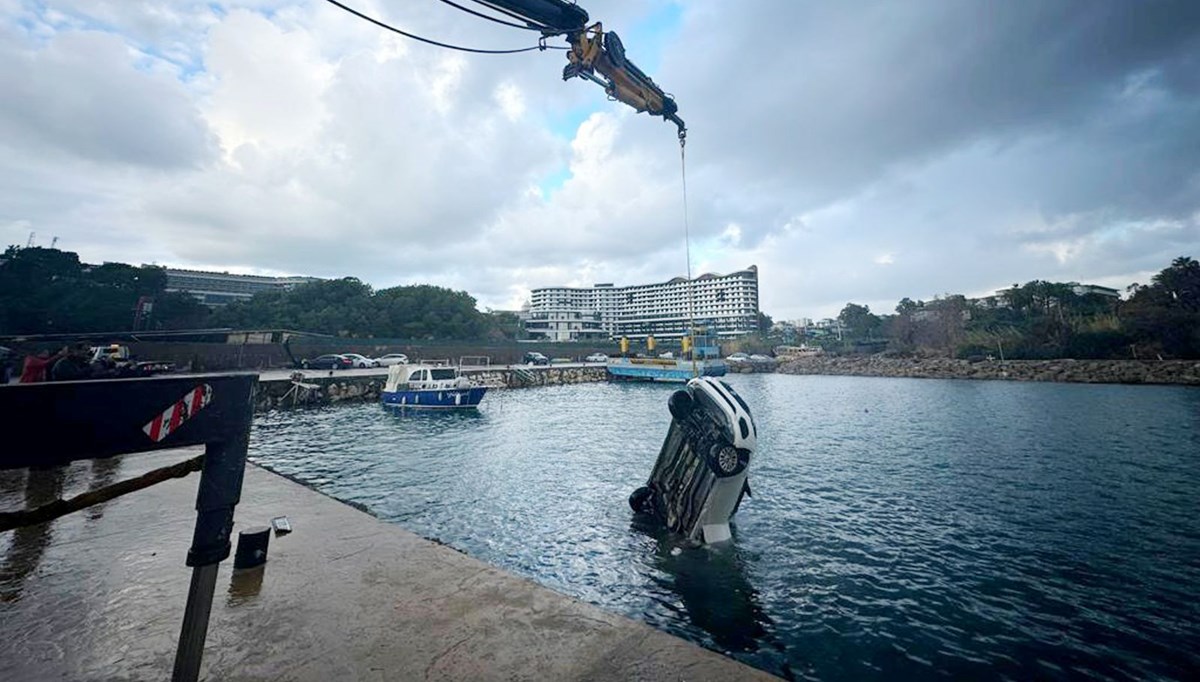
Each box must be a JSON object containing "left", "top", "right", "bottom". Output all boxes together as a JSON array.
[
  {"left": 341, "top": 353, "right": 377, "bottom": 368},
  {"left": 585, "top": 353, "right": 608, "bottom": 362},
  {"left": 374, "top": 353, "right": 409, "bottom": 366}
]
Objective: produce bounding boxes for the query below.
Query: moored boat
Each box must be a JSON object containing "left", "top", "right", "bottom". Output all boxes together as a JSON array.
[
  {"left": 606, "top": 356, "right": 727, "bottom": 382},
  {"left": 606, "top": 325, "right": 727, "bottom": 383},
  {"left": 381, "top": 364, "right": 487, "bottom": 409}
]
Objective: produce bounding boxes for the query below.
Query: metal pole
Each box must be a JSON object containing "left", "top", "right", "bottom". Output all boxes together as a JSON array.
[
  {"left": 172, "top": 563, "right": 220, "bottom": 682},
  {"left": 172, "top": 436, "right": 248, "bottom": 682}
]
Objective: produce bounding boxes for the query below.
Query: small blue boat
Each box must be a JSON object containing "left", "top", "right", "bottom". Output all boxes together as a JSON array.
[{"left": 381, "top": 364, "right": 487, "bottom": 409}]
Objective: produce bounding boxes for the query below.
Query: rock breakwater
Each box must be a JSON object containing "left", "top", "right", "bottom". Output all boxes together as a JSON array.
[{"left": 777, "top": 356, "right": 1200, "bottom": 386}]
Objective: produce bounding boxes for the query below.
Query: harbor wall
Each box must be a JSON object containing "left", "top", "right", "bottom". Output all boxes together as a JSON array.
[
  {"left": 255, "top": 365, "right": 607, "bottom": 411},
  {"left": 777, "top": 356, "right": 1200, "bottom": 386},
  {"left": 119, "top": 341, "right": 620, "bottom": 372}
]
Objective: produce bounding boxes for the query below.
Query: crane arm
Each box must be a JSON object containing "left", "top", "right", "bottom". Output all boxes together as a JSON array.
[{"left": 478, "top": 0, "right": 686, "bottom": 141}]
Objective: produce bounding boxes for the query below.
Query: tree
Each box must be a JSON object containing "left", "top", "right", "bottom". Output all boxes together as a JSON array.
[
  {"left": 1122, "top": 256, "right": 1200, "bottom": 358},
  {"left": 838, "top": 303, "right": 880, "bottom": 339},
  {"left": 757, "top": 311, "right": 774, "bottom": 334}
]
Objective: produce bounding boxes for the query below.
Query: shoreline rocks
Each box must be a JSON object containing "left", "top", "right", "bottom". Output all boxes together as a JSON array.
[{"left": 776, "top": 356, "right": 1200, "bottom": 386}]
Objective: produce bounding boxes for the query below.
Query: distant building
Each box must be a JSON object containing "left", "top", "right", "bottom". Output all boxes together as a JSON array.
[
  {"left": 1069, "top": 283, "right": 1120, "bottom": 299},
  {"left": 164, "top": 268, "right": 321, "bottom": 306},
  {"left": 524, "top": 266, "right": 760, "bottom": 341}
]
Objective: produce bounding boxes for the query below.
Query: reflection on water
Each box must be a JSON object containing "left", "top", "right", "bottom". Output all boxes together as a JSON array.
[
  {"left": 227, "top": 566, "right": 266, "bottom": 606},
  {"left": 85, "top": 457, "right": 122, "bottom": 521},
  {"left": 633, "top": 519, "right": 790, "bottom": 672},
  {"left": 1, "top": 457, "right": 125, "bottom": 603},
  {"left": 1, "top": 467, "right": 66, "bottom": 603}
]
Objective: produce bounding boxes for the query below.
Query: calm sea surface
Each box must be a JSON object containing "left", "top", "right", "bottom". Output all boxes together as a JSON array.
[{"left": 249, "top": 374, "right": 1200, "bottom": 680}]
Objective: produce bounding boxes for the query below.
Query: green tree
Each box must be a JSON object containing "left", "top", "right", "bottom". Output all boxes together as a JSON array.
[
  {"left": 838, "top": 303, "right": 881, "bottom": 339},
  {"left": 757, "top": 310, "right": 774, "bottom": 334}
]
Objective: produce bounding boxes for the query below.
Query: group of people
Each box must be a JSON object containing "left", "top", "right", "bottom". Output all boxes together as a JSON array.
[{"left": 14, "top": 344, "right": 109, "bottom": 383}]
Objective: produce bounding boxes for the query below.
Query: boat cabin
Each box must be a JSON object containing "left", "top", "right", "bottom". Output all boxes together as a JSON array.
[{"left": 384, "top": 364, "right": 470, "bottom": 393}]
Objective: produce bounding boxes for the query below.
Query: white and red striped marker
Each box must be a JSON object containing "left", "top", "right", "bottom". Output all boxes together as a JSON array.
[{"left": 143, "top": 384, "right": 213, "bottom": 443}]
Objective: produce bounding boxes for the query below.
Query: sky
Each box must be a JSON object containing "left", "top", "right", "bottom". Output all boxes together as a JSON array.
[{"left": 1, "top": 1, "right": 1198, "bottom": 320}]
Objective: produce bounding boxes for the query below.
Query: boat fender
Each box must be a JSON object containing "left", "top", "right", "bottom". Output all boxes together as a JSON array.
[{"left": 668, "top": 389, "right": 695, "bottom": 422}]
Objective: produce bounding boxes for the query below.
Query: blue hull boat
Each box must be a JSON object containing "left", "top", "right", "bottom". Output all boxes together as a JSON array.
[
  {"left": 381, "top": 364, "right": 487, "bottom": 409},
  {"left": 382, "top": 386, "right": 487, "bottom": 408}
]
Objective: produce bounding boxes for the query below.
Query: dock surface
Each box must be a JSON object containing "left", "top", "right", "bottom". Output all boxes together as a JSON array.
[{"left": 0, "top": 449, "right": 775, "bottom": 680}]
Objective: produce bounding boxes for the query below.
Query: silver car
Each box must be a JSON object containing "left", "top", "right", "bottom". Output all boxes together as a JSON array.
[{"left": 341, "top": 353, "right": 377, "bottom": 368}]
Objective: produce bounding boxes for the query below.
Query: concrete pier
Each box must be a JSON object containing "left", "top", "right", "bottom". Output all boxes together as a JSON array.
[
  {"left": 254, "top": 364, "right": 608, "bottom": 411},
  {"left": 0, "top": 449, "right": 776, "bottom": 680}
]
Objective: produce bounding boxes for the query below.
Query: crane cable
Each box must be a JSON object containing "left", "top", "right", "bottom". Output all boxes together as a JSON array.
[
  {"left": 679, "top": 136, "right": 699, "bottom": 379},
  {"left": 436, "top": 0, "right": 550, "bottom": 32},
  {"left": 323, "top": 0, "right": 567, "bottom": 54}
]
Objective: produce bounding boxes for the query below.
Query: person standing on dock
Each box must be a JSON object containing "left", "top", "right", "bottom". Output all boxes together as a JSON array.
[{"left": 19, "top": 349, "right": 61, "bottom": 383}]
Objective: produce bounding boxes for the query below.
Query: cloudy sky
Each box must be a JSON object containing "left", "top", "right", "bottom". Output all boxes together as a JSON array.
[{"left": 2, "top": 1, "right": 1198, "bottom": 319}]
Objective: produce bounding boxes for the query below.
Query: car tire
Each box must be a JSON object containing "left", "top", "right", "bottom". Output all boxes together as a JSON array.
[
  {"left": 668, "top": 390, "right": 694, "bottom": 421},
  {"left": 705, "top": 443, "right": 748, "bottom": 478}
]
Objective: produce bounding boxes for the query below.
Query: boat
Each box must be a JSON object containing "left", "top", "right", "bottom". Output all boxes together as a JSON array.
[
  {"left": 380, "top": 364, "right": 487, "bottom": 409},
  {"left": 629, "top": 376, "right": 756, "bottom": 544},
  {"left": 606, "top": 356, "right": 726, "bottom": 382},
  {"left": 606, "top": 325, "right": 727, "bottom": 383}
]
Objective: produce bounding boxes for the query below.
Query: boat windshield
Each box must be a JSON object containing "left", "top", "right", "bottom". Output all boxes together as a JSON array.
[{"left": 429, "top": 368, "right": 457, "bottom": 380}]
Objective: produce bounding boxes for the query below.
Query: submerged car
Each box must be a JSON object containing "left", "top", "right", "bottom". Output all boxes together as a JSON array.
[{"left": 629, "top": 377, "right": 757, "bottom": 544}]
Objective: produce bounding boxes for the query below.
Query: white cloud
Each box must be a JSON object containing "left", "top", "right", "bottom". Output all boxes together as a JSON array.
[{"left": 0, "top": 0, "right": 1196, "bottom": 323}]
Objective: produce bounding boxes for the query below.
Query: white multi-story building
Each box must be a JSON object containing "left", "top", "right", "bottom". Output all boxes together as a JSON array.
[
  {"left": 164, "top": 268, "right": 321, "bottom": 306},
  {"left": 524, "top": 266, "right": 760, "bottom": 341}
]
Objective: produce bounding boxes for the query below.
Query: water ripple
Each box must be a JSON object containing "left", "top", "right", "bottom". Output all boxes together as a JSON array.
[{"left": 249, "top": 375, "right": 1200, "bottom": 680}]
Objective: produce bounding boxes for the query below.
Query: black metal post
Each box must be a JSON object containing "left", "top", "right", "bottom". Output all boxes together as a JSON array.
[{"left": 172, "top": 435, "right": 249, "bottom": 682}]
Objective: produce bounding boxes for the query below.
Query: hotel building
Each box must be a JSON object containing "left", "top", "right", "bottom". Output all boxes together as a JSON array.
[
  {"left": 524, "top": 266, "right": 760, "bottom": 341},
  {"left": 164, "top": 268, "right": 321, "bottom": 306}
]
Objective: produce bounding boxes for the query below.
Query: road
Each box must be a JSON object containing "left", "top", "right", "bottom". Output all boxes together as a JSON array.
[
  {"left": 255, "top": 362, "right": 599, "bottom": 382},
  {"left": 3, "top": 363, "right": 603, "bottom": 385}
]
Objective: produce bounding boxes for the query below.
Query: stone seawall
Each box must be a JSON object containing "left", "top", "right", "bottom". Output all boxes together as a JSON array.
[
  {"left": 776, "top": 356, "right": 1200, "bottom": 386},
  {"left": 255, "top": 366, "right": 607, "bottom": 411}
]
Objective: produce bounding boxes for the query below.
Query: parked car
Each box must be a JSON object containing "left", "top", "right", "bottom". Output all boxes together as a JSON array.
[
  {"left": 658, "top": 351, "right": 675, "bottom": 359},
  {"left": 374, "top": 353, "right": 409, "bottom": 366},
  {"left": 302, "top": 354, "right": 352, "bottom": 370},
  {"left": 341, "top": 353, "right": 377, "bottom": 368},
  {"left": 584, "top": 353, "right": 608, "bottom": 363},
  {"left": 749, "top": 354, "right": 776, "bottom": 363},
  {"left": 726, "top": 352, "right": 751, "bottom": 363},
  {"left": 523, "top": 351, "right": 550, "bottom": 366}
]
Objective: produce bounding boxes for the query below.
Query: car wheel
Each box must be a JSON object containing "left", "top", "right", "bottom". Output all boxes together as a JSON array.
[
  {"left": 668, "top": 389, "right": 694, "bottom": 421},
  {"left": 705, "top": 443, "right": 747, "bottom": 478}
]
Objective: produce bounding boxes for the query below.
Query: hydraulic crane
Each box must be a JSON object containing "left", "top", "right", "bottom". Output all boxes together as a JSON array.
[{"left": 460, "top": 0, "right": 687, "bottom": 142}]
